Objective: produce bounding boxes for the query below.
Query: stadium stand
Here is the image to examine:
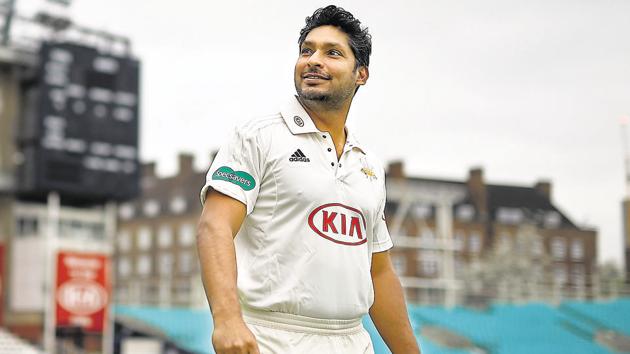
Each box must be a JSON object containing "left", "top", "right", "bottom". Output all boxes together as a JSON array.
[{"left": 115, "top": 298, "right": 630, "bottom": 354}]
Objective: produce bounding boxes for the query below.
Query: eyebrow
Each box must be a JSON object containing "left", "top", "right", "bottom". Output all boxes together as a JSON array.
[{"left": 302, "top": 40, "right": 345, "bottom": 49}]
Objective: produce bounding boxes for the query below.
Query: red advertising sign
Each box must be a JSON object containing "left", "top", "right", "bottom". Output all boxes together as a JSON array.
[
  {"left": 55, "top": 251, "right": 110, "bottom": 332},
  {"left": 0, "top": 244, "right": 4, "bottom": 325}
]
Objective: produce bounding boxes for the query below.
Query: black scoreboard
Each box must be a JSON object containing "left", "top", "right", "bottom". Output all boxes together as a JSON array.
[{"left": 17, "top": 42, "right": 141, "bottom": 202}]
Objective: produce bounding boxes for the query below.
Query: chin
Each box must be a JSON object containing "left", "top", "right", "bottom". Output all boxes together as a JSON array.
[{"left": 297, "top": 87, "right": 330, "bottom": 102}]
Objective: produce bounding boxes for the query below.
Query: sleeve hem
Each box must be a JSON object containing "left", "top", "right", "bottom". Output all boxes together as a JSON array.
[
  {"left": 372, "top": 239, "right": 394, "bottom": 253},
  {"left": 200, "top": 182, "right": 249, "bottom": 212}
]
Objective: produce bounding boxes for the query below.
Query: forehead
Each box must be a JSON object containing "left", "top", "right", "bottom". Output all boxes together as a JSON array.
[{"left": 302, "top": 25, "right": 351, "bottom": 50}]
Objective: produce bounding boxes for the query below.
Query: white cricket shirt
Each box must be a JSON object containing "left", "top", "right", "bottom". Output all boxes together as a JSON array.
[{"left": 200, "top": 96, "right": 393, "bottom": 320}]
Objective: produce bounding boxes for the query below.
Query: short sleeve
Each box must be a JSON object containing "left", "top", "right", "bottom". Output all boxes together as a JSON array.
[
  {"left": 200, "top": 126, "right": 263, "bottom": 215},
  {"left": 372, "top": 175, "right": 393, "bottom": 253}
]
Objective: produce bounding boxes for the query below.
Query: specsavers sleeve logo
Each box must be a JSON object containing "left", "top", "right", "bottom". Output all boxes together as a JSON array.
[{"left": 212, "top": 166, "right": 256, "bottom": 191}]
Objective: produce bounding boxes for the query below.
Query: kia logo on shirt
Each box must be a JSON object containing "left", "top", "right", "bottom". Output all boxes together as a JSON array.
[{"left": 308, "top": 203, "right": 367, "bottom": 246}]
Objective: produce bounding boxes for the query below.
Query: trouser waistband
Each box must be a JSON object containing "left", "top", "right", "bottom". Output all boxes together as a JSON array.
[{"left": 241, "top": 307, "right": 364, "bottom": 335}]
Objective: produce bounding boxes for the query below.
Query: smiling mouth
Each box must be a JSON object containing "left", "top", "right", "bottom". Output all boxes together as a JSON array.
[{"left": 302, "top": 72, "right": 330, "bottom": 80}]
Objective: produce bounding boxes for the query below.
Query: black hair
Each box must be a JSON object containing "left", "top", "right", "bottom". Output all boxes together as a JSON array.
[{"left": 298, "top": 5, "right": 372, "bottom": 69}]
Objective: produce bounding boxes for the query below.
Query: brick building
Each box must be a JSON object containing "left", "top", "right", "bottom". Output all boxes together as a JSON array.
[
  {"left": 623, "top": 199, "right": 630, "bottom": 284},
  {"left": 385, "top": 162, "right": 598, "bottom": 305},
  {"left": 114, "top": 155, "right": 599, "bottom": 308},
  {"left": 114, "top": 154, "right": 208, "bottom": 308}
]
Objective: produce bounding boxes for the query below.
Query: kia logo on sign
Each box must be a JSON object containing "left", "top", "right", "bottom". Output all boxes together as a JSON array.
[
  {"left": 308, "top": 203, "right": 367, "bottom": 246},
  {"left": 57, "top": 280, "right": 108, "bottom": 316}
]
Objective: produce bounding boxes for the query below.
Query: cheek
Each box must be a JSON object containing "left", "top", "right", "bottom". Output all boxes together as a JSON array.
[{"left": 294, "top": 59, "right": 307, "bottom": 74}]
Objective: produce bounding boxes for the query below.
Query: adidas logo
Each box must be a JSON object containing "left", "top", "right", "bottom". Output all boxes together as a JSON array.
[{"left": 289, "top": 149, "right": 310, "bottom": 162}]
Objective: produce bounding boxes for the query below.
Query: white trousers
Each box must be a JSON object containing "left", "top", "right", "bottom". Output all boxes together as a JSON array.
[{"left": 243, "top": 308, "right": 375, "bottom": 354}]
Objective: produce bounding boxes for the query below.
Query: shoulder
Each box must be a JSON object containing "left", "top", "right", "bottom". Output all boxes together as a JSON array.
[
  {"left": 349, "top": 133, "right": 387, "bottom": 179},
  {"left": 233, "top": 113, "right": 286, "bottom": 140},
  {"left": 364, "top": 152, "right": 387, "bottom": 180}
]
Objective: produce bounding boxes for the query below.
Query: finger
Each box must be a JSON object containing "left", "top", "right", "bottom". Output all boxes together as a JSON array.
[{"left": 250, "top": 342, "right": 261, "bottom": 354}]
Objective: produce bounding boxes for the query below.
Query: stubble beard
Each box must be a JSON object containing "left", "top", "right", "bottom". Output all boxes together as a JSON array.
[{"left": 295, "top": 81, "right": 355, "bottom": 111}]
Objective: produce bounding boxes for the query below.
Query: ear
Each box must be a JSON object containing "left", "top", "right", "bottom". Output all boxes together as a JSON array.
[{"left": 355, "top": 66, "right": 369, "bottom": 86}]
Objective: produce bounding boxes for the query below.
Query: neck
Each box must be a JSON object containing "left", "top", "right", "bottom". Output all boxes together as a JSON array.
[
  {"left": 297, "top": 96, "right": 353, "bottom": 160},
  {"left": 297, "top": 96, "right": 352, "bottom": 139}
]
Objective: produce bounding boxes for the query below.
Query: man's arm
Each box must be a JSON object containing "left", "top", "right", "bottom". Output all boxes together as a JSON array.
[
  {"left": 370, "top": 250, "right": 421, "bottom": 354},
  {"left": 197, "top": 190, "right": 259, "bottom": 354}
]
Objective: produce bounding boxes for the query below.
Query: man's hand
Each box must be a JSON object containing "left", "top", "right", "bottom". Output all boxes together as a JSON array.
[
  {"left": 197, "top": 190, "right": 253, "bottom": 353},
  {"left": 212, "top": 317, "right": 260, "bottom": 354}
]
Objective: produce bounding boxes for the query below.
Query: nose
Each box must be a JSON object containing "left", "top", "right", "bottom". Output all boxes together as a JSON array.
[{"left": 306, "top": 49, "right": 324, "bottom": 67}]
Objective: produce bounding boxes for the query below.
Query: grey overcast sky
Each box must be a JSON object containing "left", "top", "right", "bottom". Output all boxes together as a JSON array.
[{"left": 18, "top": 0, "right": 630, "bottom": 266}]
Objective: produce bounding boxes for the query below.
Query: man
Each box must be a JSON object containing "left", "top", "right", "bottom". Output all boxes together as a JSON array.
[{"left": 197, "top": 5, "right": 420, "bottom": 354}]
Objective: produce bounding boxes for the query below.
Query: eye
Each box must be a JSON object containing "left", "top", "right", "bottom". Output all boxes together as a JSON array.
[
  {"left": 300, "top": 47, "right": 313, "bottom": 55},
  {"left": 329, "top": 49, "right": 342, "bottom": 56}
]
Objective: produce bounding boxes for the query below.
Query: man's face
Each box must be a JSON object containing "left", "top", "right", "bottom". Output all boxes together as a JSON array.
[{"left": 294, "top": 25, "right": 368, "bottom": 107}]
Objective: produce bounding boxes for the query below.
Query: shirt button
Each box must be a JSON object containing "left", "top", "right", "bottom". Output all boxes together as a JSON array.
[
  {"left": 322, "top": 135, "right": 327, "bottom": 139},
  {"left": 331, "top": 162, "right": 335, "bottom": 167},
  {"left": 327, "top": 148, "right": 332, "bottom": 152},
  {"left": 339, "top": 164, "right": 342, "bottom": 167}
]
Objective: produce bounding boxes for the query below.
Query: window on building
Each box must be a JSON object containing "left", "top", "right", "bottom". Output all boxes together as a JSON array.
[
  {"left": 530, "top": 264, "right": 545, "bottom": 282},
  {"left": 411, "top": 203, "right": 431, "bottom": 219},
  {"left": 141, "top": 282, "right": 159, "bottom": 303},
  {"left": 453, "top": 230, "right": 465, "bottom": 251},
  {"left": 496, "top": 208, "right": 523, "bottom": 225},
  {"left": 554, "top": 264, "right": 567, "bottom": 285},
  {"left": 421, "top": 227, "right": 435, "bottom": 240},
  {"left": 469, "top": 232, "right": 482, "bottom": 253},
  {"left": 571, "top": 239, "right": 584, "bottom": 260},
  {"left": 392, "top": 254, "right": 407, "bottom": 275},
  {"left": 58, "top": 220, "right": 72, "bottom": 238},
  {"left": 158, "top": 225, "right": 173, "bottom": 248},
  {"left": 137, "top": 254, "right": 152, "bottom": 276},
  {"left": 454, "top": 257, "right": 465, "bottom": 276},
  {"left": 515, "top": 234, "right": 528, "bottom": 254},
  {"left": 532, "top": 237, "right": 544, "bottom": 256},
  {"left": 456, "top": 204, "right": 474, "bottom": 221},
  {"left": 417, "top": 251, "right": 439, "bottom": 276},
  {"left": 170, "top": 196, "right": 187, "bottom": 214},
  {"left": 118, "top": 203, "right": 135, "bottom": 220},
  {"left": 403, "top": 223, "right": 416, "bottom": 237},
  {"left": 143, "top": 199, "right": 160, "bottom": 217},
  {"left": 570, "top": 264, "right": 585, "bottom": 286},
  {"left": 137, "top": 226, "right": 152, "bottom": 250},
  {"left": 179, "top": 251, "right": 194, "bottom": 274},
  {"left": 179, "top": 223, "right": 196, "bottom": 246},
  {"left": 115, "top": 285, "right": 128, "bottom": 303},
  {"left": 551, "top": 237, "right": 566, "bottom": 259},
  {"left": 16, "top": 216, "right": 39, "bottom": 237},
  {"left": 159, "top": 253, "right": 174, "bottom": 276},
  {"left": 159, "top": 279, "right": 171, "bottom": 304},
  {"left": 57, "top": 219, "right": 103, "bottom": 240},
  {"left": 89, "top": 223, "right": 105, "bottom": 240},
  {"left": 117, "top": 230, "right": 131, "bottom": 252},
  {"left": 174, "top": 280, "right": 191, "bottom": 302},
  {"left": 543, "top": 211, "right": 561, "bottom": 228},
  {"left": 497, "top": 232, "right": 511, "bottom": 252},
  {"left": 118, "top": 257, "right": 131, "bottom": 277}
]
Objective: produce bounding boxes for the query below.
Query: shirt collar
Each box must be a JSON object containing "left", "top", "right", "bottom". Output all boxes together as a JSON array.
[
  {"left": 344, "top": 126, "right": 366, "bottom": 155},
  {"left": 280, "top": 96, "right": 320, "bottom": 134},
  {"left": 280, "top": 96, "right": 366, "bottom": 155}
]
